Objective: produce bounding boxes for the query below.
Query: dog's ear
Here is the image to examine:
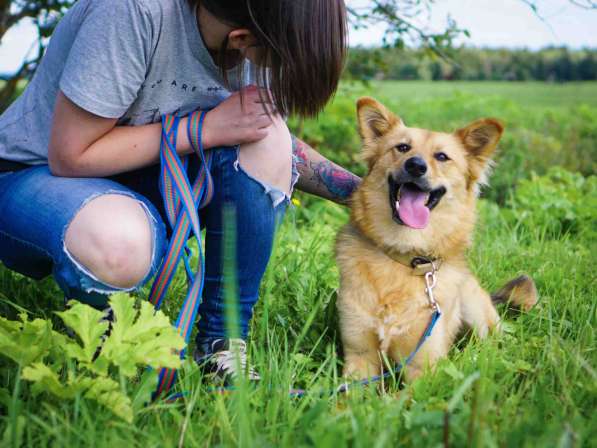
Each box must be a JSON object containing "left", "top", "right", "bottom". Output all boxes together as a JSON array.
[
  {"left": 456, "top": 118, "right": 504, "bottom": 187},
  {"left": 357, "top": 97, "right": 401, "bottom": 141},
  {"left": 357, "top": 97, "right": 402, "bottom": 170}
]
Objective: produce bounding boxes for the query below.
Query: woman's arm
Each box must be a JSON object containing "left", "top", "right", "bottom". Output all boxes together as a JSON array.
[
  {"left": 291, "top": 135, "right": 361, "bottom": 205},
  {"left": 49, "top": 88, "right": 272, "bottom": 177},
  {"left": 48, "top": 92, "right": 181, "bottom": 177}
]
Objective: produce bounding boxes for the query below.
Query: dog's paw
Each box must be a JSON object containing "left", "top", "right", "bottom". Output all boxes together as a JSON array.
[
  {"left": 403, "top": 365, "right": 424, "bottom": 383},
  {"left": 343, "top": 354, "right": 381, "bottom": 380}
]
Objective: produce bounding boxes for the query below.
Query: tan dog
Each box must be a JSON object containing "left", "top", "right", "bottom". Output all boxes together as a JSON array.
[{"left": 336, "top": 97, "right": 537, "bottom": 381}]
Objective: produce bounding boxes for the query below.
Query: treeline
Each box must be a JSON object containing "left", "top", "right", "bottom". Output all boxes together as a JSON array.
[{"left": 345, "top": 47, "right": 597, "bottom": 82}]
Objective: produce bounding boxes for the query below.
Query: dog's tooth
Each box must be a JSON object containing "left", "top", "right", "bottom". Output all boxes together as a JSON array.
[
  {"left": 425, "top": 192, "right": 430, "bottom": 203},
  {"left": 395, "top": 200, "right": 400, "bottom": 211}
]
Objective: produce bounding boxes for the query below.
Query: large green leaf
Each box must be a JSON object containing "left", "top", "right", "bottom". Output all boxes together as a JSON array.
[
  {"left": 22, "top": 363, "right": 83, "bottom": 399},
  {"left": 55, "top": 302, "right": 109, "bottom": 367},
  {"left": 100, "top": 293, "right": 185, "bottom": 377},
  {"left": 0, "top": 313, "right": 66, "bottom": 366},
  {"left": 79, "top": 376, "right": 134, "bottom": 423},
  {"left": 22, "top": 363, "right": 133, "bottom": 423},
  {"left": 1, "top": 293, "right": 183, "bottom": 423}
]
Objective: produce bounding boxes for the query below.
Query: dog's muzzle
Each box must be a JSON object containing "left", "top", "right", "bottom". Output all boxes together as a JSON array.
[{"left": 388, "top": 172, "right": 447, "bottom": 229}]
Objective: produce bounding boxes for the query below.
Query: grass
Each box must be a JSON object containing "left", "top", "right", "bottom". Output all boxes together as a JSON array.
[{"left": 1, "top": 81, "right": 596, "bottom": 446}]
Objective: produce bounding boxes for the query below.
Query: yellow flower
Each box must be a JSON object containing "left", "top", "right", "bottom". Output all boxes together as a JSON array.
[{"left": 292, "top": 198, "right": 301, "bottom": 207}]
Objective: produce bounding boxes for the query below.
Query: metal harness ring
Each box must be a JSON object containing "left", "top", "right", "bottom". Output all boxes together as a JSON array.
[{"left": 424, "top": 261, "right": 441, "bottom": 313}]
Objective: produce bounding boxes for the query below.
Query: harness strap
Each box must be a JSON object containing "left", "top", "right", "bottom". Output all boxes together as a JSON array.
[{"left": 149, "top": 111, "right": 213, "bottom": 398}]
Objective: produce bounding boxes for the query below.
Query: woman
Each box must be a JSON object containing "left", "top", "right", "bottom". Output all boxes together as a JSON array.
[{"left": 0, "top": 0, "right": 359, "bottom": 381}]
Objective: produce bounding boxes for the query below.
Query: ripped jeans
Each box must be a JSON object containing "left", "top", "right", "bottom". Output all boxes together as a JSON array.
[{"left": 0, "top": 147, "right": 296, "bottom": 340}]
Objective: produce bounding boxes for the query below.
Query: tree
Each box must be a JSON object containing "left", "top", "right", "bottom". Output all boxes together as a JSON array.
[{"left": 0, "top": 1, "right": 74, "bottom": 109}]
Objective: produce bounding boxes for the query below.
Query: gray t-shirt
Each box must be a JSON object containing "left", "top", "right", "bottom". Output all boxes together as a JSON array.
[{"left": 0, "top": 0, "right": 256, "bottom": 164}]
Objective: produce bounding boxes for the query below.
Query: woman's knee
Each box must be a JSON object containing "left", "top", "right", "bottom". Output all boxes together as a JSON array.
[
  {"left": 64, "top": 194, "right": 154, "bottom": 289},
  {"left": 238, "top": 115, "right": 293, "bottom": 195}
]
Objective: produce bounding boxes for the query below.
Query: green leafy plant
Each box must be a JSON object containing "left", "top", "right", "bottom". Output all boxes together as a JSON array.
[
  {"left": 0, "top": 293, "right": 184, "bottom": 423},
  {"left": 504, "top": 167, "right": 596, "bottom": 239}
]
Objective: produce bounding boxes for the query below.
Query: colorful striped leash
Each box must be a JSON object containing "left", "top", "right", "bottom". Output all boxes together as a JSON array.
[{"left": 149, "top": 111, "right": 214, "bottom": 399}]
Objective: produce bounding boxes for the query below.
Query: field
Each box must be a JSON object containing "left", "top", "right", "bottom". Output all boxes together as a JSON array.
[{"left": 1, "top": 81, "right": 596, "bottom": 447}]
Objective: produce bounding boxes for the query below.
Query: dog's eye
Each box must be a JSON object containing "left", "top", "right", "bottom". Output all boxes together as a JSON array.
[
  {"left": 434, "top": 152, "right": 450, "bottom": 162},
  {"left": 395, "top": 143, "right": 411, "bottom": 153}
]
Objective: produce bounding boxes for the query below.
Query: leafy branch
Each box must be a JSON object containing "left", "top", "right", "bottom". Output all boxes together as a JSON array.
[{"left": 347, "top": 0, "right": 467, "bottom": 55}]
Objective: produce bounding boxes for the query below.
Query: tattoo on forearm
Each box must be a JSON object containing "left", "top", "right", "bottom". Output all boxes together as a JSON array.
[
  {"left": 292, "top": 136, "right": 360, "bottom": 203},
  {"left": 292, "top": 137, "right": 310, "bottom": 172},
  {"left": 310, "top": 160, "right": 360, "bottom": 201}
]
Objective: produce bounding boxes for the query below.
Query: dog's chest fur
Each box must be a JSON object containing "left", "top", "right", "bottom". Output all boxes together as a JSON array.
[{"left": 337, "top": 225, "right": 466, "bottom": 354}]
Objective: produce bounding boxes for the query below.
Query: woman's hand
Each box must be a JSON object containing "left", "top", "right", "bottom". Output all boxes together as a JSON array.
[{"left": 202, "top": 85, "right": 274, "bottom": 149}]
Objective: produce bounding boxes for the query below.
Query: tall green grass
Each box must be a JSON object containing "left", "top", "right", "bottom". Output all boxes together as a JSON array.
[{"left": 1, "top": 82, "right": 596, "bottom": 446}]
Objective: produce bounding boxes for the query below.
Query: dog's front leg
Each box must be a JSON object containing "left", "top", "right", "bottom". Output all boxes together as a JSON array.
[
  {"left": 342, "top": 338, "right": 381, "bottom": 379},
  {"left": 338, "top": 303, "right": 382, "bottom": 379},
  {"left": 343, "top": 348, "right": 383, "bottom": 379},
  {"left": 459, "top": 274, "right": 501, "bottom": 338},
  {"left": 389, "top": 321, "right": 449, "bottom": 383}
]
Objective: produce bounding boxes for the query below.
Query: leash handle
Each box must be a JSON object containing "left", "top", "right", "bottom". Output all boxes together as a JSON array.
[{"left": 150, "top": 111, "right": 214, "bottom": 399}]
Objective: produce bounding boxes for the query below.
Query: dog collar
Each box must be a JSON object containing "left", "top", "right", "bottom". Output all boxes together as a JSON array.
[
  {"left": 350, "top": 225, "right": 441, "bottom": 276},
  {"left": 384, "top": 251, "right": 442, "bottom": 276},
  {"left": 387, "top": 249, "right": 442, "bottom": 312}
]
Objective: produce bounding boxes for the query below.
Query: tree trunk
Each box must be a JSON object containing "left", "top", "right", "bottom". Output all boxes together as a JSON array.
[{"left": 0, "top": 0, "right": 12, "bottom": 43}]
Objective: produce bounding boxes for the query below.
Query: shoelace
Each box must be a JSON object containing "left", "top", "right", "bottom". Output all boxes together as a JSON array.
[{"left": 210, "top": 339, "right": 260, "bottom": 380}]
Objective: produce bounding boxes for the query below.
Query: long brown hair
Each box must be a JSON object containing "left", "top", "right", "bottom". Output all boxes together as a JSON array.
[{"left": 192, "top": 0, "right": 347, "bottom": 118}]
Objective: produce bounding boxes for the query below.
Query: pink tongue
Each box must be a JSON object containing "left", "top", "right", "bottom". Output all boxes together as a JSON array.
[{"left": 397, "top": 186, "right": 430, "bottom": 229}]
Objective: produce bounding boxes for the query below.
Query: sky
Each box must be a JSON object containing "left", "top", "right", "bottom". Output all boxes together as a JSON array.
[
  {"left": 350, "top": 0, "right": 597, "bottom": 50},
  {"left": 1, "top": 0, "right": 597, "bottom": 74}
]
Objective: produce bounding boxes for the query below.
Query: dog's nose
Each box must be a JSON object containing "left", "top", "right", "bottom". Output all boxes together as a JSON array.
[{"left": 404, "top": 157, "right": 427, "bottom": 177}]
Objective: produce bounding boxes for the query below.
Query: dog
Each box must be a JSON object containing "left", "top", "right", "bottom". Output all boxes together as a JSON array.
[{"left": 336, "top": 97, "right": 538, "bottom": 382}]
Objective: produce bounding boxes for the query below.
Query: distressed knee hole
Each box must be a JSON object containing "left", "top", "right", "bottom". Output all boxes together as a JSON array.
[
  {"left": 238, "top": 116, "right": 293, "bottom": 197},
  {"left": 64, "top": 193, "right": 154, "bottom": 289}
]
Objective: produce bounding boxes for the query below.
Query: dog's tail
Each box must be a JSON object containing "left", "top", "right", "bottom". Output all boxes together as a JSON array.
[{"left": 491, "top": 275, "right": 538, "bottom": 312}]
